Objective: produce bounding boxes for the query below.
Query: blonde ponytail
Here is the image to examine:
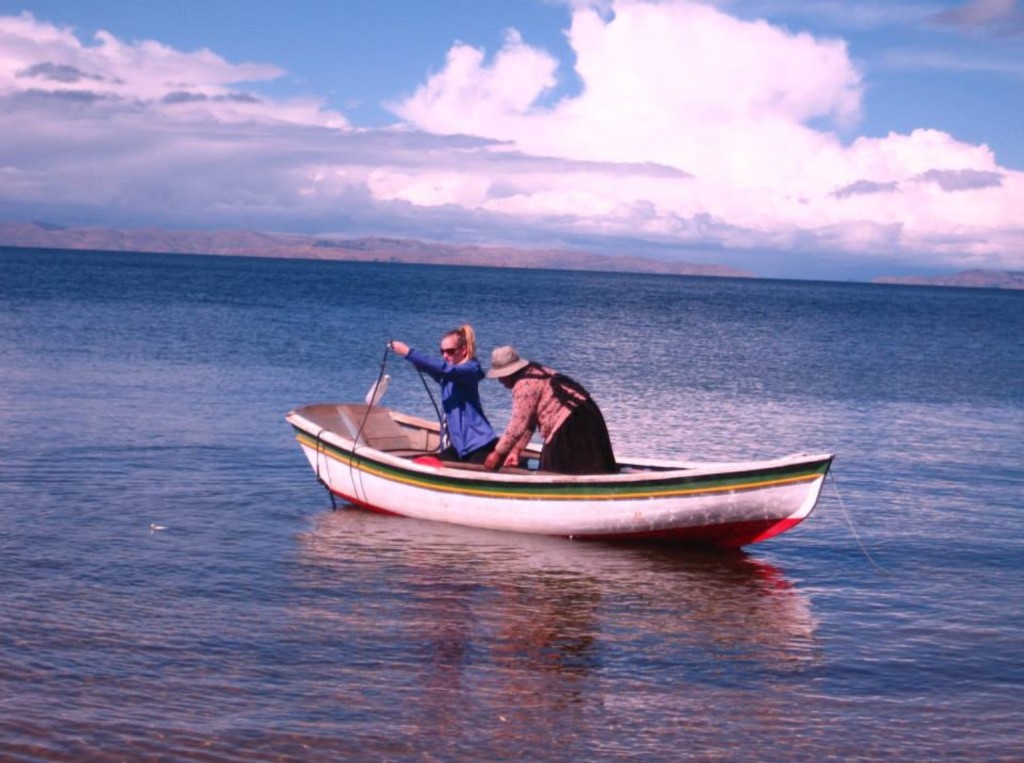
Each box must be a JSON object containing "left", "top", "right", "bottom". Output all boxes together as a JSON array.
[
  {"left": 460, "top": 324, "right": 477, "bottom": 359},
  {"left": 444, "top": 324, "right": 478, "bottom": 360}
]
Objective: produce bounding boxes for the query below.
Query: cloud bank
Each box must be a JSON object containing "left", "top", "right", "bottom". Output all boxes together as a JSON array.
[
  {"left": 0, "top": 2, "right": 1021, "bottom": 276},
  {"left": 932, "top": 0, "right": 1024, "bottom": 35}
]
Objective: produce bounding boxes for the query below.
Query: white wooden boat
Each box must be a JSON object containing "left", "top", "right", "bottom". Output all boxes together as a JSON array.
[{"left": 286, "top": 403, "right": 833, "bottom": 548}]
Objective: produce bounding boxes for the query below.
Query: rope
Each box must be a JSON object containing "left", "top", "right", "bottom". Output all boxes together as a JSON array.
[
  {"left": 354, "top": 343, "right": 392, "bottom": 448},
  {"left": 417, "top": 368, "right": 445, "bottom": 450},
  {"left": 347, "top": 343, "right": 392, "bottom": 504},
  {"left": 828, "top": 470, "right": 889, "bottom": 576},
  {"left": 388, "top": 340, "right": 444, "bottom": 448},
  {"left": 314, "top": 428, "right": 337, "bottom": 510}
]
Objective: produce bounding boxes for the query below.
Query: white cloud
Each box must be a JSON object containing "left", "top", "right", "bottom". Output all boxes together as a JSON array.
[
  {"left": 0, "top": 4, "right": 1022, "bottom": 275},
  {"left": 389, "top": 0, "right": 1023, "bottom": 269},
  {"left": 0, "top": 12, "right": 345, "bottom": 126},
  {"left": 0, "top": 12, "right": 364, "bottom": 228},
  {"left": 390, "top": 28, "right": 559, "bottom": 139}
]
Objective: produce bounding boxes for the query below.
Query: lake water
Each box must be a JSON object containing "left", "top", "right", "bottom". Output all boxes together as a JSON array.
[{"left": 1, "top": 247, "right": 1021, "bottom": 761}]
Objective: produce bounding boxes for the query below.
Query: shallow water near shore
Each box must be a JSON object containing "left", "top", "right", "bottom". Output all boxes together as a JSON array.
[{"left": 1, "top": 247, "right": 1021, "bottom": 761}]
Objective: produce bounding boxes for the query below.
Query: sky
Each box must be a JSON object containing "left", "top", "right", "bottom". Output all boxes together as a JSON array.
[{"left": 0, "top": 0, "right": 1022, "bottom": 279}]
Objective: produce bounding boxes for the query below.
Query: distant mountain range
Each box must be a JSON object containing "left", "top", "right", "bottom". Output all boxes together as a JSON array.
[
  {"left": 1, "top": 221, "right": 1020, "bottom": 288},
  {"left": 873, "top": 270, "right": 1024, "bottom": 290},
  {"left": 0, "top": 221, "right": 750, "bottom": 279}
]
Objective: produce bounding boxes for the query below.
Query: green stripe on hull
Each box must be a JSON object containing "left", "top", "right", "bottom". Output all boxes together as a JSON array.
[{"left": 293, "top": 427, "right": 830, "bottom": 502}]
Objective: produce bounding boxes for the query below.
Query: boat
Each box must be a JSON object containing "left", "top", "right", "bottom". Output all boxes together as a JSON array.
[{"left": 285, "top": 402, "right": 833, "bottom": 548}]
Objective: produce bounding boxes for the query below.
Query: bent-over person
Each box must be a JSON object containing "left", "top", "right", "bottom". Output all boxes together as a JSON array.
[{"left": 483, "top": 345, "right": 616, "bottom": 475}]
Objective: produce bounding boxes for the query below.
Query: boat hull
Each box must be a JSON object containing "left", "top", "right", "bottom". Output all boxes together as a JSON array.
[{"left": 286, "top": 404, "right": 832, "bottom": 548}]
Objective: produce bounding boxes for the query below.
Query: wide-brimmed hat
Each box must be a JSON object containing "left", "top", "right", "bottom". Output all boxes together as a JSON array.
[{"left": 486, "top": 345, "right": 529, "bottom": 378}]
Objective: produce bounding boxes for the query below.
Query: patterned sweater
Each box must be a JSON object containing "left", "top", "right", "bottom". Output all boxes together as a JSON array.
[{"left": 494, "top": 365, "right": 588, "bottom": 460}]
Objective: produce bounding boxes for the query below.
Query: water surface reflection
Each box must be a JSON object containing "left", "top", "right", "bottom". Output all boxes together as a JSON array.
[{"left": 293, "top": 510, "right": 819, "bottom": 754}]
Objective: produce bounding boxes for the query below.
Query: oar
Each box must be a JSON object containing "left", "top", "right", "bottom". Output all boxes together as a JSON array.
[
  {"left": 364, "top": 342, "right": 393, "bottom": 407},
  {"left": 365, "top": 374, "right": 390, "bottom": 406}
]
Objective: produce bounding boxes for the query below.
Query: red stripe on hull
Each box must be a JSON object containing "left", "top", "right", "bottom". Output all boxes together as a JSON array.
[
  {"left": 574, "top": 517, "right": 804, "bottom": 548},
  {"left": 333, "top": 491, "right": 404, "bottom": 517},
  {"left": 329, "top": 489, "right": 804, "bottom": 548}
]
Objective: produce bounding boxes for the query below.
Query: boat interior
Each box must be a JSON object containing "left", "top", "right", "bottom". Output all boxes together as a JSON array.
[
  {"left": 292, "top": 403, "right": 681, "bottom": 475},
  {"left": 294, "top": 403, "right": 544, "bottom": 473},
  {"left": 295, "top": 403, "right": 438, "bottom": 450}
]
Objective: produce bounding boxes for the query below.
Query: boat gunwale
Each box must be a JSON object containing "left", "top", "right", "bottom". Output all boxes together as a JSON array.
[{"left": 286, "top": 407, "right": 834, "bottom": 495}]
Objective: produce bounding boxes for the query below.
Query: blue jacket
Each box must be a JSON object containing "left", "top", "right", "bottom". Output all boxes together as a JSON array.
[{"left": 404, "top": 349, "right": 497, "bottom": 458}]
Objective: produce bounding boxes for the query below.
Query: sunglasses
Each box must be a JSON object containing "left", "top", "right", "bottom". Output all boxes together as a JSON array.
[{"left": 440, "top": 346, "right": 461, "bottom": 356}]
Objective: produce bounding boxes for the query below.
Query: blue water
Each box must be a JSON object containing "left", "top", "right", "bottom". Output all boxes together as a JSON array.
[{"left": 1, "top": 247, "right": 1021, "bottom": 761}]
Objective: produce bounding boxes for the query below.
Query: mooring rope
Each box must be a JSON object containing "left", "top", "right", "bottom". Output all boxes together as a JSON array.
[
  {"left": 829, "top": 470, "right": 889, "bottom": 576},
  {"left": 314, "top": 428, "right": 337, "bottom": 510}
]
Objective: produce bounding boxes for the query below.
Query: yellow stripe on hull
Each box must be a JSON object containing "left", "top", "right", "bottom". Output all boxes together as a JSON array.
[{"left": 296, "top": 433, "right": 825, "bottom": 503}]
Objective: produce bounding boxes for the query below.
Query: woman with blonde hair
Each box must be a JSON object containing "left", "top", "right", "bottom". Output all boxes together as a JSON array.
[{"left": 389, "top": 324, "right": 497, "bottom": 464}]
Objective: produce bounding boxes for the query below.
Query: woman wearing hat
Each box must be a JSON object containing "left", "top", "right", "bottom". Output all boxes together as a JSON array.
[
  {"left": 389, "top": 325, "right": 498, "bottom": 464},
  {"left": 483, "top": 346, "right": 617, "bottom": 475}
]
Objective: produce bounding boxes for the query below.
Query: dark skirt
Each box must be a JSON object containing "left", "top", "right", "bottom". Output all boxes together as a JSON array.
[{"left": 541, "top": 398, "right": 617, "bottom": 475}]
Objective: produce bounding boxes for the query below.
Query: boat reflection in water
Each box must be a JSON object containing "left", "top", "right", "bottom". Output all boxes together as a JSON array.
[{"left": 292, "top": 509, "right": 819, "bottom": 756}]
